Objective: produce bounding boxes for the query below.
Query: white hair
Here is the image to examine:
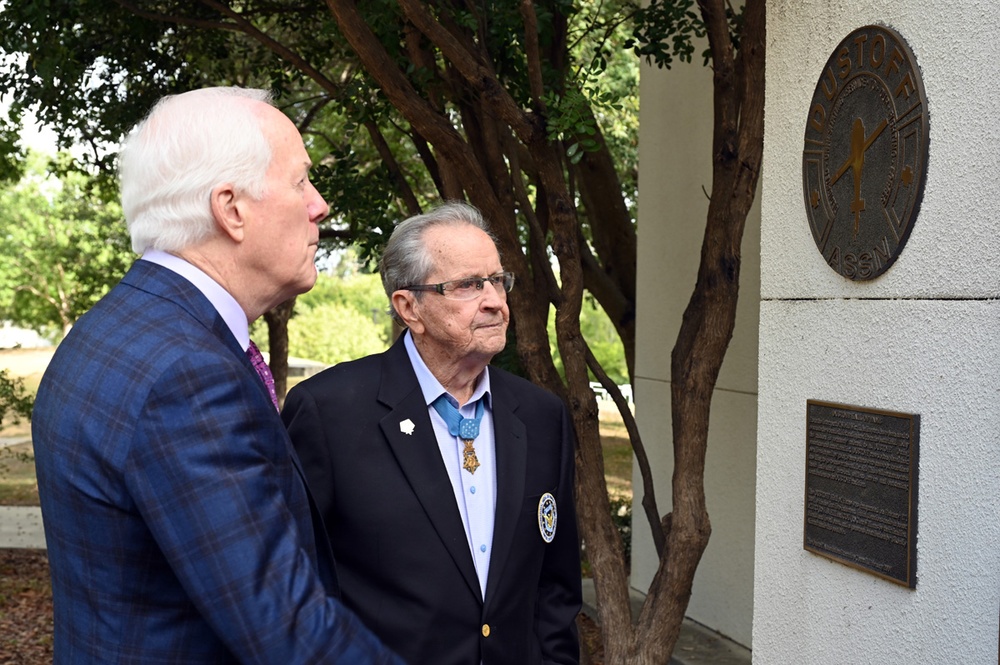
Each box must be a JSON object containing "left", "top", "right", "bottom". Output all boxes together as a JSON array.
[{"left": 118, "top": 87, "right": 275, "bottom": 254}]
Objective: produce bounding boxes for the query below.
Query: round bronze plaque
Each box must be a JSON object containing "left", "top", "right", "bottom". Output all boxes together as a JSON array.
[{"left": 802, "top": 25, "right": 928, "bottom": 280}]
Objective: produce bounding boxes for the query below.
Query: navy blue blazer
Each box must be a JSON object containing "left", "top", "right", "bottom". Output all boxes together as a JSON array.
[
  {"left": 283, "top": 337, "right": 582, "bottom": 665},
  {"left": 32, "top": 260, "right": 401, "bottom": 664}
]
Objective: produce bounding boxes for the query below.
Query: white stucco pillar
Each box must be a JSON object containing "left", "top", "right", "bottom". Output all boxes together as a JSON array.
[{"left": 756, "top": 2, "right": 1000, "bottom": 662}]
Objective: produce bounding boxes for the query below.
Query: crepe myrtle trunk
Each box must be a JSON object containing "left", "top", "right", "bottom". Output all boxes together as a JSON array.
[{"left": 263, "top": 297, "right": 295, "bottom": 407}]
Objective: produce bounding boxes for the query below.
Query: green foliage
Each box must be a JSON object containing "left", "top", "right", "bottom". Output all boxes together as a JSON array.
[
  {"left": 2, "top": 3, "right": 189, "bottom": 176},
  {"left": 610, "top": 495, "right": 633, "bottom": 562},
  {"left": 626, "top": 0, "right": 702, "bottom": 68},
  {"left": 0, "top": 0, "right": 642, "bottom": 388},
  {"left": 0, "top": 369, "right": 32, "bottom": 431},
  {"left": 543, "top": 0, "right": 638, "bottom": 166},
  {"left": 0, "top": 110, "right": 25, "bottom": 184},
  {"left": 311, "top": 149, "right": 404, "bottom": 266},
  {"left": 0, "top": 0, "right": 641, "bottom": 246},
  {"left": 289, "top": 302, "right": 388, "bottom": 366},
  {"left": 0, "top": 0, "right": 423, "bottom": 366},
  {"left": 543, "top": 86, "right": 601, "bottom": 165},
  {"left": 297, "top": 271, "right": 387, "bottom": 319},
  {"left": 627, "top": 0, "right": 744, "bottom": 69},
  {"left": 549, "top": 293, "right": 629, "bottom": 386},
  {"left": 0, "top": 153, "right": 133, "bottom": 338},
  {"left": 288, "top": 272, "right": 391, "bottom": 364}
]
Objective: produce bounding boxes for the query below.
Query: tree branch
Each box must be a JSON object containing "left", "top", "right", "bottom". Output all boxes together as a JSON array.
[
  {"left": 325, "top": 0, "right": 493, "bottom": 203},
  {"left": 396, "top": 0, "right": 544, "bottom": 145},
  {"left": 114, "top": 0, "right": 345, "bottom": 100},
  {"left": 112, "top": 0, "right": 233, "bottom": 31},
  {"left": 363, "top": 119, "right": 422, "bottom": 214},
  {"left": 584, "top": 341, "right": 664, "bottom": 557},
  {"left": 519, "top": 0, "right": 546, "bottom": 107}
]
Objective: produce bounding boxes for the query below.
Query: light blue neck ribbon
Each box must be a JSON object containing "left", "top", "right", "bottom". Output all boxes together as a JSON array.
[{"left": 432, "top": 395, "right": 485, "bottom": 440}]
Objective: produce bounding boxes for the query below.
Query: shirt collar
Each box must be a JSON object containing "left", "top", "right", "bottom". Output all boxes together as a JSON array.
[
  {"left": 403, "top": 330, "right": 492, "bottom": 409},
  {"left": 141, "top": 249, "right": 251, "bottom": 350}
]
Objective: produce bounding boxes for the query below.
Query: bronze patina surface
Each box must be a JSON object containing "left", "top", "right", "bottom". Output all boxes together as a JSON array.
[
  {"left": 804, "top": 400, "right": 919, "bottom": 588},
  {"left": 803, "top": 25, "right": 928, "bottom": 280}
]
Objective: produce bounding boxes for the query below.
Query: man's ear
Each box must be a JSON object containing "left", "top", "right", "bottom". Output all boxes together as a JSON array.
[
  {"left": 392, "top": 290, "right": 425, "bottom": 334},
  {"left": 210, "top": 183, "right": 245, "bottom": 242}
]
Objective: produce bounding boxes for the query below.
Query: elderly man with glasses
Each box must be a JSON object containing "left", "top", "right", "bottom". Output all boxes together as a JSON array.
[{"left": 283, "top": 201, "right": 582, "bottom": 665}]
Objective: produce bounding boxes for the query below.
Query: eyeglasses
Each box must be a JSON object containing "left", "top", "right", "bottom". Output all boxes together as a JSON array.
[{"left": 404, "top": 271, "right": 515, "bottom": 301}]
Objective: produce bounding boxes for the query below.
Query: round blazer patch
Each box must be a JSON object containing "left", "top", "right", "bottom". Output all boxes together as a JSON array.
[{"left": 537, "top": 492, "right": 557, "bottom": 543}]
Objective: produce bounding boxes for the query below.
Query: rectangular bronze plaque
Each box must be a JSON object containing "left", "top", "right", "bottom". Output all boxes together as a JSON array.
[{"left": 804, "top": 400, "right": 919, "bottom": 588}]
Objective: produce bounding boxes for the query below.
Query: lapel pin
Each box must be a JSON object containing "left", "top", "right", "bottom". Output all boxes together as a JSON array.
[{"left": 399, "top": 419, "right": 415, "bottom": 435}]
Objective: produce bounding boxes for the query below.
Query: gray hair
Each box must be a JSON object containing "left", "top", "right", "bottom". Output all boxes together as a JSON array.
[
  {"left": 119, "top": 87, "right": 274, "bottom": 254},
  {"left": 380, "top": 201, "right": 498, "bottom": 325}
]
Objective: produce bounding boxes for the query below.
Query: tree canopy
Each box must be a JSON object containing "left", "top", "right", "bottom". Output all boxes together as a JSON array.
[
  {"left": 0, "top": 1, "right": 765, "bottom": 661},
  {"left": 0, "top": 152, "right": 133, "bottom": 340}
]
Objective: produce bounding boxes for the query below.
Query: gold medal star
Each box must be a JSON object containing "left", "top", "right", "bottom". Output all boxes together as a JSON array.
[{"left": 462, "top": 439, "right": 480, "bottom": 474}]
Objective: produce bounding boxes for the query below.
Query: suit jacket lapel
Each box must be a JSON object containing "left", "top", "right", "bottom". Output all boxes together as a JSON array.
[
  {"left": 122, "top": 261, "right": 340, "bottom": 577},
  {"left": 483, "top": 371, "right": 527, "bottom": 610},
  {"left": 377, "top": 340, "right": 482, "bottom": 600},
  {"left": 125, "top": 260, "right": 279, "bottom": 404}
]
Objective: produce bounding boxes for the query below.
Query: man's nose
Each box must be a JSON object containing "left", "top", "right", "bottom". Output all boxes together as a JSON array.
[
  {"left": 479, "top": 279, "right": 504, "bottom": 308},
  {"left": 307, "top": 182, "right": 330, "bottom": 223}
]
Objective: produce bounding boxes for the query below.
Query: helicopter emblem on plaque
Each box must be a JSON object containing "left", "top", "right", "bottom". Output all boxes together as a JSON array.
[{"left": 802, "top": 25, "right": 928, "bottom": 280}]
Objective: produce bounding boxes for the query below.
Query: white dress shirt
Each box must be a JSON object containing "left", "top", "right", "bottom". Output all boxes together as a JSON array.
[{"left": 141, "top": 250, "right": 250, "bottom": 351}]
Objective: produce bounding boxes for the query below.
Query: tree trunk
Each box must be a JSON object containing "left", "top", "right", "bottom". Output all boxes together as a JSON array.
[{"left": 263, "top": 297, "right": 295, "bottom": 406}]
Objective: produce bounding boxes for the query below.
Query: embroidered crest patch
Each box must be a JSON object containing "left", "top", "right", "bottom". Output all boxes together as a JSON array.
[{"left": 537, "top": 492, "right": 557, "bottom": 543}]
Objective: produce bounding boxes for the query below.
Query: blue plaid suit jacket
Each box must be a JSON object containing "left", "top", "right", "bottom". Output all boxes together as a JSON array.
[{"left": 32, "top": 260, "right": 402, "bottom": 664}]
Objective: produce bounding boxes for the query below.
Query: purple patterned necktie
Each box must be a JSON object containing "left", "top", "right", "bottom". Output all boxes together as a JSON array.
[{"left": 246, "top": 340, "right": 279, "bottom": 411}]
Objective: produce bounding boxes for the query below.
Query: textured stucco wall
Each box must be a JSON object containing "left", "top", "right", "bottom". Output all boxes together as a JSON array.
[
  {"left": 633, "top": 41, "right": 760, "bottom": 646},
  {"left": 757, "top": 1, "right": 1000, "bottom": 662}
]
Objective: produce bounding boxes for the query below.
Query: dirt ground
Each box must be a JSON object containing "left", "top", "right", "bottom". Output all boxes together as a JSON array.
[{"left": 0, "top": 549, "right": 53, "bottom": 664}]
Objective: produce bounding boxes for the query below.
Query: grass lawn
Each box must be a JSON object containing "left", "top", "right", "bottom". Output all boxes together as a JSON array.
[
  {"left": 0, "top": 441, "right": 39, "bottom": 506},
  {"left": 597, "top": 408, "right": 634, "bottom": 500}
]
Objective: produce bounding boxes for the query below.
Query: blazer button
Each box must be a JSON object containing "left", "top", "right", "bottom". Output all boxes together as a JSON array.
[{"left": 481, "top": 624, "right": 491, "bottom": 638}]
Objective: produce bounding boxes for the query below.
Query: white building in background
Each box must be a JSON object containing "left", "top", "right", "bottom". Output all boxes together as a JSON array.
[
  {"left": 633, "top": 23, "right": 759, "bottom": 647},
  {"left": 634, "top": 1, "right": 1000, "bottom": 662}
]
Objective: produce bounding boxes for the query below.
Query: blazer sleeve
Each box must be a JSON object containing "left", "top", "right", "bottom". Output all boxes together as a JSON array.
[
  {"left": 281, "top": 382, "right": 336, "bottom": 519},
  {"left": 537, "top": 403, "right": 583, "bottom": 665},
  {"left": 123, "top": 350, "right": 402, "bottom": 664}
]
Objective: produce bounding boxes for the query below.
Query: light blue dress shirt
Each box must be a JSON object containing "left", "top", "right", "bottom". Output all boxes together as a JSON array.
[{"left": 403, "top": 331, "right": 497, "bottom": 600}]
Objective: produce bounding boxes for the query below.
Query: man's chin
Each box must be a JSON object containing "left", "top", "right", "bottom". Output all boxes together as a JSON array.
[
  {"left": 294, "top": 266, "right": 319, "bottom": 295},
  {"left": 479, "top": 329, "right": 508, "bottom": 355}
]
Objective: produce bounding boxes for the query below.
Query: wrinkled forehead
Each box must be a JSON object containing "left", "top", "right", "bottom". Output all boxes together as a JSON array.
[{"left": 423, "top": 224, "right": 501, "bottom": 277}]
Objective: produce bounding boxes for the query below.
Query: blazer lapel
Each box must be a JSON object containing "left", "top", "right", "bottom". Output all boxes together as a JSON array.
[
  {"left": 125, "top": 260, "right": 279, "bottom": 408},
  {"left": 483, "top": 372, "right": 527, "bottom": 610},
  {"left": 377, "top": 340, "right": 482, "bottom": 600},
  {"left": 123, "top": 261, "right": 338, "bottom": 585}
]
